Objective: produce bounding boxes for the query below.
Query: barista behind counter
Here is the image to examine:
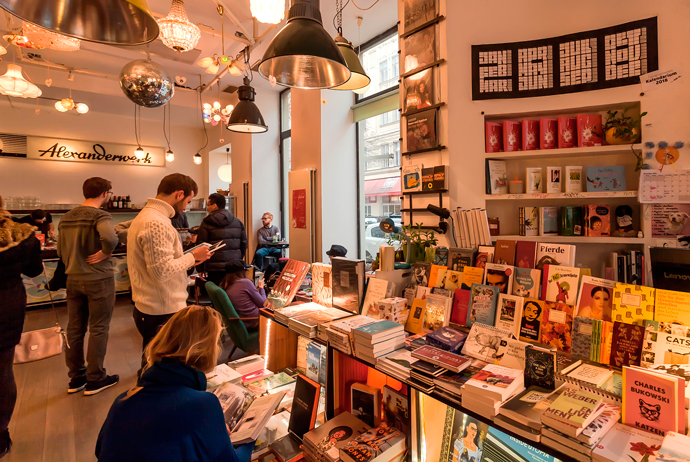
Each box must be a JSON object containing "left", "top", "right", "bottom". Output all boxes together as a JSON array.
[{"left": 16, "top": 209, "right": 54, "bottom": 238}]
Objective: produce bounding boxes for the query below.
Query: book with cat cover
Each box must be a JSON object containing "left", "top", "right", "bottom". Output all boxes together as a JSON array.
[
  {"left": 266, "top": 260, "right": 311, "bottom": 310},
  {"left": 535, "top": 243, "right": 576, "bottom": 270},
  {"left": 447, "top": 248, "right": 477, "bottom": 272},
  {"left": 575, "top": 276, "right": 614, "bottom": 321},
  {"left": 593, "top": 423, "right": 664, "bottom": 462},
  {"left": 542, "top": 265, "right": 581, "bottom": 304},
  {"left": 494, "top": 239, "right": 517, "bottom": 265},
  {"left": 401, "top": 164, "right": 422, "bottom": 192},
  {"left": 519, "top": 298, "right": 545, "bottom": 343},
  {"left": 444, "top": 270, "right": 462, "bottom": 290},
  {"left": 466, "top": 283, "right": 500, "bottom": 327},
  {"left": 524, "top": 345, "right": 557, "bottom": 390},
  {"left": 494, "top": 337, "right": 529, "bottom": 370},
  {"left": 611, "top": 283, "right": 655, "bottom": 326},
  {"left": 539, "top": 301, "right": 574, "bottom": 353},
  {"left": 495, "top": 294, "right": 524, "bottom": 337},
  {"left": 428, "top": 264, "right": 447, "bottom": 288},
  {"left": 483, "top": 263, "right": 514, "bottom": 295},
  {"left": 515, "top": 241, "right": 537, "bottom": 268},
  {"left": 622, "top": 366, "right": 683, "bottom": 436},
  {"left": 512, "top": 267, "right": 541, "bottom": 299},
  {"left": 450, "top": 289, "right": 470, "bottom": 326},
  {"left": 332, "top": 257, "right": 366, "bottom": 315},
  {"left": 571, "top": 316, "right": 594, "bottom": 360},
  {"left": 654, "top": 288, "right": 690, "bottom": 325},
  {"left": 311, "top": 263, "right": 333, "bottom": 308},
  {"left": 609, "top": 321, "right": 644, "bottom": 368},
  {"left": 461, "top": 322, "right": 514, "bottom": 363},
  {"left": 460, "top": 266, "right": 484, "bottom": 290}
]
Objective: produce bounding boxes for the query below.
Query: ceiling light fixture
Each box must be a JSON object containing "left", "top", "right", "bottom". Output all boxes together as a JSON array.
[
  {"left": 0, "top": 0, "right": 159, "bottom": 45},
  {"left": 54, "top": 72, "right": 89, "bottom": 113},
  {"left": 0, "top": 64, "right": 42, "bottom": 98},
  {"left": 352, "top": 16, "right": 370, "bottom": 95},
  {"left": 193, "top": 152, "right": 202, "bottom": 165},
  {"left": 134, "top": 146, "right": 145, "bottom": 160},
  {"left": 196, "top": 6, "right": 230, "bottom": 76},
  {"left": 217, "top": 147, "right": 232, "bottom": 183},
  {"left": 22, "top": 22, "right": 80, "bottom": 51},
  {"left": 330, "top": 1, "right": 369, "bottom": 91},
  {"left": 251, "top": 0, "right": 286, "bottom": 25},
  {"left": 202, "top": 83, "right": 234, "bottom": 126},
  {"left": 259, "top": 0, "right": 350, "bottom": 89},
  {"left": 157, "top": 0, "right": 200, "bottom": 52},
  {"left": 227, "top": 76, "right": 267, "bottom": 133},
  {"left": 133, "top": 105, "right": 146, "bottom": 160},
  {"left": 163, "top": 103, "right": 174, "bottom": 162}
]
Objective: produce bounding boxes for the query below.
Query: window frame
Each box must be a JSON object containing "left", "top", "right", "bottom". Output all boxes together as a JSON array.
[
  {"left": 279, "top": 88, "right": 291, "bottom": 236},
  {"left": 355, "top": 25, "right": 400, "bottom": 105}
]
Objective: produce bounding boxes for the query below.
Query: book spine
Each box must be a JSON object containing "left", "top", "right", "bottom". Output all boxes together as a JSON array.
[
  {"left": 480, "top": 209, "right": 492, "bottom": 246},
  {"left": 519, "top": 207, "right": 526, "bottom": 236}
]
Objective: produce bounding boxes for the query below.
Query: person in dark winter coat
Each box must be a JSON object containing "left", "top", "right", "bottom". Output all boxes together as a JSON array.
[
  {"left": 196, "top": 194, "right": 247, "bottom": 285},
  {"left": 0, "top": 206, "right": 43, "bottom": 458}
]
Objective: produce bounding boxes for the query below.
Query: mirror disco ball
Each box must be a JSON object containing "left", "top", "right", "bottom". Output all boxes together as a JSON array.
[{"left": 119, "top": 59, "right": 174, "bottom": 107}]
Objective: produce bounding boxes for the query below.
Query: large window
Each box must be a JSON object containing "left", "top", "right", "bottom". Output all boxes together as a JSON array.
[
  {"left": 279, "top": 89, "right": 291, "bottom": 240},
  {"left": 356, "top": 26, "right": 399, "bottom": 102}
]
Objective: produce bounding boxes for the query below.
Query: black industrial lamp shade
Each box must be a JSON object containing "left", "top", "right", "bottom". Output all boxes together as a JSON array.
[
  {"left": 331, "top": 35, "right": 370, "bottom": 91},
  {"left": 0, "top": 0, "right": 159, "bottom": 45},
  {"left": 258, "top": 0, "right": 350, "bottom": 89},
  {"left": 226, "top": 79, "right": 268, "bottom": 134}
]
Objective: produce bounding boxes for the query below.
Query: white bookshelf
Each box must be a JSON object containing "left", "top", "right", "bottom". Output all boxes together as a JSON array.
[
  {"left": 485, "top": 191, "right": 638, "bottom": 201},
  {"left": 491, "top": 235, "right": 646, "bottom": 244},
  {"left": 484, "top": 143, "right": 643, "bottom": 160}
]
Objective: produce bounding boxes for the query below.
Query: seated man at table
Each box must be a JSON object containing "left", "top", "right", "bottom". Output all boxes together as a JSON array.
[{"left": 254, "top": 212, "right": 281, "bottom": 270}]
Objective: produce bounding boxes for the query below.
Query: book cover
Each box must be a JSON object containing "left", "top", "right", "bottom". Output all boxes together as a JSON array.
[
  {"left": 540, "top": 301, "right": 574, "bottom": 353},
  {"left": 332, "top": 258, "right": 366, "bottom": 314},
  {"left": 351, "top": 382, "right": 382, "bottom": 427},
  {"left": 522, "top": 119, "right": 539, "bottom": 151},
  {"left": 640, "top": 322, "right": 690, "bottom": 368},
  {"left": 306, "top": 342, "right": 324, "bottom": 384},
  {"left": 658, "top": 431, "right": 690, "bottom": 462},
  {"left": 354, "top": 320, "right": 403, "bottom": 339},
  {"left": 443, "top": 270, "right": 463, "bottom": 290},
  {"left": 475, "top": 245, "right": 495, "bottom": 268},
  {"left": 565, "top": 166, "right": 583, "bottom": 193},
  {"left": 382, "top": 386, "right": 408, "bottom": 433},
  {"left": 422, "top": 165, "right": 448, "bottom": 191},
  {"left": 461, "top": 323, "right": 513, "bottom": 362},
  {"left": 465, "top": 364, "right": 523, "bottom": 398},
  {"left": 495, "top": 337, "right": 529, "bottom": 370},
  {"left": 266, "top": 260, "right": 311, "bottom": 310},
  {"left": 583, "top": 204, "right": 612, "bottom": 237},
  {"left": 526, "top": 167, "right": 543, "bottom": 193},
  {"left": 485, "top": 121, "right": 503, "bottom": 153},
  {"left": 512, "top": 267, "right": 541, "bottom": 299},
  {"left": 575, "top": 276, "right": 614, "bottom": 321},
  {"left": 577, "top": 403, "right": 621, "bottom": 445},
  {"left": 503, "top": 120, "right": 521, "bottom": 152},
  {"left": 654, "top": 288, "right": 690, "bottom": 325},
  {"left": 519, "top": 298, "right": 545, "bottom": 343},
  {"left": 289, "top": 375, "right": 321, "bottom": 439},
  {"left": 447, "top": 248, "right": 476, "bottom": 272},
  {"left": 568, "top": 363, "right": 614, "bottom": 387},
  {"left": 420, "top": 167, "right": 434, "bottom": 191},
  {"left": 483, "top": 263, "right": 514, "bottom": 295},
  {"left": 402, "top": 164, "right": 423, "bottom": 193},
  {"left": 535, "top": 243, "right": 576, "bottom": 270},
  {"left": 499, "top": 386, "right": 558, "bottom": 430},
  {"left": 539, "top": 206, "right": 559, "bottom": 235},
  {"left": 212, "top": 381, "right": 256, "bottom": 431},
  {"left": 428, "top": 265, "right": 447, "bottom": 288},
  {"left": 586, "top": 166, "right": 626, "bottom": 192},
  {"left": 244, "top": 371, "right": 296, "bottom": 396},
  {"left": 405, "top": 298, "right": 426, "bottom": 334},
  {"left": 303, "top": 411, "right": 371, "bottom": 462},
  {"left": 411, "top": 345, "right": 471, "bottom": 373},
  {"left": 311, "top": 263, "right": 333, "bottom": 307},
  {"left": 360, "top": 278, "right": 390, "bottom": 319},
  {"left": 412, "top": 261, "right": 431, "bottom": 287},
  {"left": 467, "top": 283, "right": 500, "bottom": 327},
  {"left": 423, "top": 293, "right": 452, "bottom": 333},
  {"left": 459, "top": 266, "right": 484, "bottom": 290},
  {"left": 433, "top": 247, "right": 449, "bottom": 266},
  {"left": 515, "top": 241, "right": 537, "bottom": 268},
  {"left": 571, "top": 316, "right": 594, "bottom": 360},
  {"left": 231, "top": 391, "right": 286, "bottom": 444},
  {"left": 451, "top": 289, "right": 470, "bottom": 326},
  {"left": 486, "top": 160, "right": 508, "bottom": 195},
  {"left": 622, "top": 366, "right": 681, "bottom": 436},
  {"left": 495, "top": 294, "right": 524, "bottom": 337},
  {"left": 339, "top": 423, "right": 406, "bottom": 462},
  {"left": 290, "top": 308, "right": 351, "bottom": 331},
  {"left": 524, "top": 346, "right": 557, "bottom": 390},
  {"left": 406, "top": 108, "right": 437, "bottom": 151},
  {"left": 542, "top": 387, "right": 603, "bottom": 427},
  {"left": 558, "top": 116, "right": 576, "bottom": 148},
  {"left": 610, "top": 321, "right": 645, "bottom": 368},
  {"left": 546, "top": 166, "right": 562, "bottom": 194},
  {"left": 612, "top": 283, "right": 656, "bottom": 326},
  {"left": 593, "top": 423, "right": 664, "bottom": 462},
  {"left": 494, "top": 239, "right": 516, "bottom": 265},
  {"left": 542, "top": 265, "right": 581, "bottom": 304},
  {"left": 274, "top": 304, "right": 322, "bottom": 323},
  {"left": 577, "top": 114, "right": 603, "bottom": 147}
]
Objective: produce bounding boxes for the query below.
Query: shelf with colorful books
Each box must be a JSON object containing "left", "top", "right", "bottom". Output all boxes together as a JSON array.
[
  {"left": 490, "top": 235, "right": 647, "bottom": 244},
  {"left": 484, "top": 143, "right": 643, "bottom": 161},
  {"left": 485, "top": 191, "right": 639, "bottom": 201}
]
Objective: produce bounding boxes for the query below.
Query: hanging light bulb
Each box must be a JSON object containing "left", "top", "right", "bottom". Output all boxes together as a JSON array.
[
  {"left": 54, "top": 101, "right": 68, "bottom": 112},
  {"left": 75, "top": 103, "right": 89, "bottom": 114},
  {"left": 157, "top": 0, "right": 201, "bottom": 52},
  {"left": 331, "top": 33, "right": 370, "bottom": 91},
  {"left": 134, "top": 146, "right": 145, "bottom": 159},
  {"left": 60, "top": 98, "right": 75, "bottom": 110},
  {"left": 165, "top": 149, "right": 175, "bottom": 162},
  {"left": 193, "top": 153, "right": 202, "bottom": 165},
  {"left": 204, "top": 117, "right": 211, "bottom": 124},
  {"left": 217, "top": 147, "right": 232, "bottom": 182},
  {"left": 250, "top": 0, "right": 286, "bottom": 24},
  {"left": 213, "top": 101, "right": 221, "bottom": 110},
  {"left": 213, "top": 114, "right": 221, "bottom": 122}
]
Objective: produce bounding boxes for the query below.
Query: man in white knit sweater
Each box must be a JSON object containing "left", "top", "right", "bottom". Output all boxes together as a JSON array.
[{"left": 127, "top": 174, "right": 211, "bottom": 358}]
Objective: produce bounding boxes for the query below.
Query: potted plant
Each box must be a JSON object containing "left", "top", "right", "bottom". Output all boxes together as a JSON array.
[
  {"left": 601, "top": 109, "right": 647, "bottom": 145},
  {"left": 394, "top": 223, "right": 438, "bottom": 264}
]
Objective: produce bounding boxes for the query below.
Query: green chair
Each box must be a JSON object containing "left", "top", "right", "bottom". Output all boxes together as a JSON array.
[{"left": 205, "top": 281, "right": 260, "bottom": 360}]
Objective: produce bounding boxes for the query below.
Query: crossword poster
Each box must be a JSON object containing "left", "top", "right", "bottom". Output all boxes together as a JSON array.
[{"left": 471, "top": 18, "right": 658, "bottom": 100}]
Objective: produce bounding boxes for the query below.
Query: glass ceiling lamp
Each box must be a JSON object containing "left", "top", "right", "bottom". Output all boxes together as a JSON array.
[
  {"left": 0, "top": 64, "right": 41, "bottom": 98},
  {"left": 193, "top": 152, "right": 202, "bottom": 165},
  {"left": 226, "top": 77, "right": 267, "bottom": 133},
  {"left": 0, "top": 0, "right": 159, "bottom": 45},
  {"left": 251, "top": 0, "right": 286, "bottom": 25},
  {"left": 22, "top": 22, "right": 80, "bottom": 51},
  {"left": 157, "top": 0, "right": 200, "bottom": 52},
  {"left": 217, "top": 147, "right": 232, "bottom": 183},
  {"left": 54, "top": 72, "right": 89, "bottom": 113},
  {"left": 259, "top": 0, "right": 350, "bottom": 89}
]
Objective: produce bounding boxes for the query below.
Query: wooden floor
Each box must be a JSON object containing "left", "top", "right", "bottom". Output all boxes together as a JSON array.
[{"left": 6, "top": 297, "right": 243, "bottom": 462}]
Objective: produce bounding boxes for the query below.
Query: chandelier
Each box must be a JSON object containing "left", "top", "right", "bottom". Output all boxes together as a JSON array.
[
  {"left": 22, "top": 23, "right": 81, "bottom": 51},
  {"left": 157, "top": 0, "right": 200, "bottom": 52},
  {"left": 203, "top": 101, "right": 234, "bottom": 126},
  {"left": 0, "top": 64, "right": 42, "bottom": 98},
  {"left": 250, "top": 0, "right": 286, "bottom": 25},
  {"left": 55, "top": 72, "right": 88, "bottom": 113}
]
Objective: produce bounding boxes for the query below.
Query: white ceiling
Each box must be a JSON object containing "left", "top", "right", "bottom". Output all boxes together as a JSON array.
[{"left": 0, "top": 0, "right": 397, "bottom": 121}]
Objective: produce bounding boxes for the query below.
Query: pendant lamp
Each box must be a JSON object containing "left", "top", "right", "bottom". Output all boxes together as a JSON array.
[
  {"left": 0, "top": 0, "right": 159, "bottom": 45},
  {"left": 259, "top": 0, "right": 350, "bottom": 89},
  {"left": 331, "top": 33, "right": 370, "bottom": 91},
  {"left": 0, "top": 64, "right": 42, "bottom": 98},
  {"left": 226, "top": 77, "right": 268, "bottom": 133},
  {"left": 193, "top": 153, "right": 203, "bottom": 165},
  {"left": 217, "top": 147, "right": 232, "bottom": 183},
  {"left": 157, "top": 0, "right": 200, "bottom": 52},
  {"left": 251, "top": 0, "right": 286, "bottom": 25}
]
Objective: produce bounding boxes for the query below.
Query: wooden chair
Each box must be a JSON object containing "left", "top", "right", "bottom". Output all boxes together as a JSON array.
[{"left": 205, "top": 281, "right": 260, "bottom": 360}]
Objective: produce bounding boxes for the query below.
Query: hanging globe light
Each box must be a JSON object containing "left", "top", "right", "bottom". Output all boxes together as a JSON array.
[
  {"left": 0, "top": 64, "right": 42, "bottom": 98},
  {"left": 54, "top": 101, "right": 68, "bottom": 112},
  {"left": 217, "top": 147, "right": 232, "bottom": 182},
  {"left": 193, "top": 153, "right": 202, "bottom": 165},
  {"left": 60, "top": 98, "right": 75, "bottom": 110},
  {"left": 75, "top": 103, "right": 89, "bottom": 114},
  {"left": 250, "top": 0, "right": 286, "bottom": 25},
  {"left": 134, "top": 146, "right": 145, "bottom": 159},
  {"left": 157, "top": 0, "right": 200, "bottom": 52},
  {"left": 165, "top": 149, "right": 175, "bottom": 162}
]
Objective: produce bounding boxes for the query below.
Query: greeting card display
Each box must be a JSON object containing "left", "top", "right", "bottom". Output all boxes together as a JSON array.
[{"left": 406, "top": 108, "right": 437, "bottom": 151}]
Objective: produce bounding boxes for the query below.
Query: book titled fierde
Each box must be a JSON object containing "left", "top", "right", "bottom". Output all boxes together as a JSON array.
[
  {"left": 265, "top": 260, "right": 311, "bottom": 310},
  {"left": 535, "top": 243, "right": 576, "bottom": 270}
]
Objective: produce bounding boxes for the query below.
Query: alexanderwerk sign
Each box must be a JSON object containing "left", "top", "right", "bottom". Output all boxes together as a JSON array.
[{"left": 23, "top": 135, "right": 165, "bottom": 166}]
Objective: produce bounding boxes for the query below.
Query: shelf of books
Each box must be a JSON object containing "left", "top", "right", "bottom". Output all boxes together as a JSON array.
[
  {"left": 490, "top": 235, "right": 647, "bottom": 245},
  {"left": 484, "top": 191, "right": 639, "bottom": 201}
]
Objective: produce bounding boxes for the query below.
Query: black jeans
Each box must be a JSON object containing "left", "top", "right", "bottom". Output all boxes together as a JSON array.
[
  {"left": 65, "top": 277, "right": 115, "bottom": 382},
  {"left": 133, "top": 307, "right": 174, "bottom": 368},
  {"left": 0, "top": 347, "right": 16, "bottom": 433}
]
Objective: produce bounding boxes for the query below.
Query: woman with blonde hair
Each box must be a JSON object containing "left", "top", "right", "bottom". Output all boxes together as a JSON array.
[{"left": 95, "top": 305, "right": 254, "bottom": 462}]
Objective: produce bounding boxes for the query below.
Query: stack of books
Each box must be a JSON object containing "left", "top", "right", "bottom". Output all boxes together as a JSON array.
[
  {"left": 326, "top": 316, "right": 377, "bottom": 356},
  {"left": 339, "top": 423, "right": 407, "bottom": 462},
  {"left": 377, "top": 348, "right": 419, "bottom": 381},
  {"left": 494, "top": 385, "right": 562, "bottom": 442},
  {"left": 433, "top": 358, "right": 488, "bottom": 398},
  {"left": 409, "top": 360, "right": 447, "bottom": 393},
  {"left": 289, "top": 306, "right": 352, "bottom": 338},
  {"left": 302, "top": 411, "right": 370, "bottom": 462},
  {"left": 275, "top": 303, "right": 323, "bottom": 326},
  {"left": 425, "top": 326, "right": 467, "bottom": 354},
  {"left": 352, "top": 321, "right": 406, "bottom": 364},
  {"left": 461, "top": 364, "right": 525, "bottom": 418},
  {"left": 377, "top": 297, "right": 409, "bottom": 324},
  {"left": 228, "top": 354, "right": 265, "bottom": 375}
]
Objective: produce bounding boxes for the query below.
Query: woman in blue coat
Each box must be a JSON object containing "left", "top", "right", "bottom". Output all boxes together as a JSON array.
[{"left": 96, "top": 305, "right": 254, "bottom": 462}]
